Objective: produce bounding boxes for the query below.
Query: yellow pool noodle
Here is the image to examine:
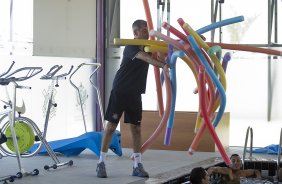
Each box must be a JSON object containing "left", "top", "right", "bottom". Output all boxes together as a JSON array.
[
  {"left": 144, "top": 45, "right": 168, "bottom": 53},
  {"left": 114, "top": 38, "right": 168, "bottom": 47}
]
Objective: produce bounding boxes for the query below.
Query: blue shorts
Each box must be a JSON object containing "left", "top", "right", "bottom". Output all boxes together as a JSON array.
[{"left": 105, "top": 90, "right": 142, "bottom": 125}]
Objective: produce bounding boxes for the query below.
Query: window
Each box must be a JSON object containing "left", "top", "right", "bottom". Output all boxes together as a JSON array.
[{"left": 0, "top": 0, "right": 33, "bottom": 55}]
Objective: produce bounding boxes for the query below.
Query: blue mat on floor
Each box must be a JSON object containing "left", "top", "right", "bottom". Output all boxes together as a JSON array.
[
  {"left": 28, "top": 130, "right": 122, "bottom": 157},
  {"left": 251, "top": 144, "right": 281, "bottom": 155}
]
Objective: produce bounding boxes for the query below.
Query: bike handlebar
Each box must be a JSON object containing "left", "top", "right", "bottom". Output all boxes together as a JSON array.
[
  {"left": 69, "top": 62, "right": 101, "bottom": 88},
  {"left": 40, "top": 65, "right": 74, "bottom": 80},
  {"left": 0, "top": 67, "right": 43, "bottom": 85},
  {"left": 0, "top": 61, "right": 15, "bottom": 78}
]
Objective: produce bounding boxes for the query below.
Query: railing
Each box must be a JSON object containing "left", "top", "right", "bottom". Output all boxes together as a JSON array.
[
  {"left": 276, "top": 128, "right": 282, "bottom": 181},
  {"left": 242, "top": 126, "right": 253, "bottom": 170}
]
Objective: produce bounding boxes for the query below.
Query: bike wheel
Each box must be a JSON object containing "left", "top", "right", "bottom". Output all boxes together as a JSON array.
[{"left": 0, "top": 116, "right": 45, "bottom": 158}]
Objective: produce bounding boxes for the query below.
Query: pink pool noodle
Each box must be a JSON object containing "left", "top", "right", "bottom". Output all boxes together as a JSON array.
[
  {"left": 140, "top": 65, "right": 172, "bottom": 153},
  {"left": 198, "top": 65, "right": 231, "bottom": 165},
  {"left": 142, "top": 0, "right": 164, "bottom": 116}
]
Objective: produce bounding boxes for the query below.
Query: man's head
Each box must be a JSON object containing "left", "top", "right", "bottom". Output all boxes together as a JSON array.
[
  {"left": 229, "top": 154, "right": 242, "bottom": 170},
  {"left": 190, "top": 167, "right": 209, "bottom": 184},
  {"left": 132, "top": 19, "right": 149, "bottom": 40}
]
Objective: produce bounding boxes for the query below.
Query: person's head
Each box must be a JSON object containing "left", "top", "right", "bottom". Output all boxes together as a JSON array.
[
  {"left": 229, "top": 154, "right": 242, "bottom": 170},
  {"left": 132, "top": 19, "right": 149, "bottom": 40},
  {"left": 190, "top": 167, "right": 209, "bottom": 184}
]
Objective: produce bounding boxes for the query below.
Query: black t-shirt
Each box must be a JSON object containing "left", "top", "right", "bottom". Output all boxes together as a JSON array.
[{"left": 112, "top": 45, "right": 149, "bottom": 95}]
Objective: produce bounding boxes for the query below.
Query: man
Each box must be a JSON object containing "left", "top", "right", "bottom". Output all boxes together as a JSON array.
[
  {"left": 190, "top": 167, "right": 209, "bottom": 184},
  {"left": 96, "top": 19, "right": 166, "bottom": 178},
  {"left": 207, "top": 154, "right": 261, "bottom": 184}
]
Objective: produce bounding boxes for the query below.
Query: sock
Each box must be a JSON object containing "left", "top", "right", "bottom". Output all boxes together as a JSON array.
[
  {"left": 98, "top": 152, "right": 107, "bottom": 163},
  {"left": 133, "top": 153, "right": 141, "bottom": 168}
]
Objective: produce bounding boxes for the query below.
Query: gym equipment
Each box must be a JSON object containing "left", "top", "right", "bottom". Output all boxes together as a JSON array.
[
  {"left": 0, "top": 63, "right": 73, "bottom": 174},
  {"left": 0, "top": 172, "right": 22, "bottom": 184},
  {"left": 0, "top": 61, "right": 41, "bottom": 180},
  {"left": 29, "top": 64, "right": 74, "bottom": 170},
  {"left": 29, "top": 130, "right": 122, "bottom": 157},
  {"left": 31, "top": 62, "right": 122, "bottom": 157}
]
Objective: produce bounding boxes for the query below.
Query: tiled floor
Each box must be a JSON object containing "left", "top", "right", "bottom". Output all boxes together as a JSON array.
[{"left": 0, "top": 147, "right": 279, "bottom": 184}]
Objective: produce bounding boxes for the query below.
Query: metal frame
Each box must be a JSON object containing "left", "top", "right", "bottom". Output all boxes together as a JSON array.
[{"left": 211, "top": 0, "right": 281, "bottom": 121}]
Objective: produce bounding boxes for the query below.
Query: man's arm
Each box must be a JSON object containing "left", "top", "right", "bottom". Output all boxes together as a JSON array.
[
  {"left": 207, "top": 167, "right": 233, "bottom": 179},
  {"left": 208, "top": 167, "right": 231, "bottom": 175},
  {"left": 242, "top": 169, "right": 262, "bottom": 179},
  {"left": 135, "top": 51, "right": 165, "bottom": 68}
]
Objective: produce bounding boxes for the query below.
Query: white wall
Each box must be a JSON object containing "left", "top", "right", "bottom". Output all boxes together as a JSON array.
[{"left": 33, "top": 0, "right": 97, "bottom": 58}]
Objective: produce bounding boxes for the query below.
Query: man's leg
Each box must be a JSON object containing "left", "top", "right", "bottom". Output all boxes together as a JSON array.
[
  {"left": 130, "top": 124, "right": 149, "bottom": 177},
  {"left": 101, "top": 122, "right": 118, "bottom": 153},
  {"left": 130, "top": 124, "right": 141, "bottom": 153},
  {"left": 96, "top": 122, "right": 118, "bottom": 178}
]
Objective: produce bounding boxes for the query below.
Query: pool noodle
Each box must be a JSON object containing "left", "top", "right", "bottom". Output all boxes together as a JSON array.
[
  {"left": 150, "top": 30, "right": 207, "bottom": 136},
  {"left": 207, "top": 45, "right": 223, "bottom": 104},
  {"left": 115, "top": 38, "right": 282, "bottom": 57},
  {"left": 215, "top": 52, "right": 231, "bottom": 99},
  {"left": 162, "top": 22, "right": 189, "bottom": 44},
  {"left": 150, "top": 29, "right": 201, "bottom": 79},
  {"left": 161, "top": 21, "right": 206, "bottom": 133},
  {"left": 207, "top": 45, "right": 222, "bottom": 78},
  {"left": 182, "top": 23, "right": 227, "bottom": 128},
  {"left": 177, "top": 18, "right": 190, "bottom": 36},
  {"left": 183, "top": 23, "right": 226, "bottom": 132},
  {"left": 161, "top": 22, "right": 216, "bottom": 138},
  {"left": 222, "top": 52, "right": 231, "bottom": 73},
  {"left": 190, "top": 38, "right": 230, "bottom": 165},
  {"left": 189, "top": 53, "right": 216, "bottom": 152},
  {"left": 148, "top": 29, "right": 215, "bottom": 148},
  {"left": 149, "top": 30, "right": 187, "bottom": 146},
  {"left": 183, "top": 45, "right": 215, "bottom": 133},
  {"left": 189, "top": 60, "right": 216, "bottom": 154},
  {"left": 165, "top": 50, "right": 185, "bottom": 145},
  {"left": 207, "top": 42, "right": 282, "bottom": 56},
  {"left": 202, "top": 47, "right": 227, "bottom": 126},
  {"left": 162, "top": 21, "right": 215, "bottom": 93},
  {"left": 140, "top": 64, "right": 172, "bottom": 153},
  {"left": 194, "top": 14, "right": 282, "bottom": 57},
  {"left": 150, "top": 30, "right": 187, "bottom": 51},
  {"left": 142, "top": 0, "right": 164, "bottom": 117},
  {"left": 187, "top": 33, "right": 227, "bottom": 143},
  {"left": 189, "top": 48, "right": 227, "bottom": 154},
  {"left": 182, "top": 21, "right": 227, "bottom": 128},
  {"left": 185, "top": 16, "right": 245, "bottom": 122},
  {"left": 196, "top": 16, "right": 244, "bottom": 35},
  {"left": 197, "top": 64, "right": 231, "bottom": 165},
  {"left": 114, "top": 38, "right": 167, "bottom": 47},
  {"left": 144, "top": 45, "right": 168, "bottom": 53}
]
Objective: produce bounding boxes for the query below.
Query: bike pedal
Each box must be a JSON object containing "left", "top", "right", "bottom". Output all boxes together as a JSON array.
[
  {"left": 0, "top": 133, "right": 7, "bottom": 144},
  {"left": 34, "top": 136, "right": 40, "bottom": 142}
]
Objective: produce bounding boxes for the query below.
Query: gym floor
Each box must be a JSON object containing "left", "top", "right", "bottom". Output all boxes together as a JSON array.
[{"left": 0, "top": 147, "right": 275, "bottom": 184}]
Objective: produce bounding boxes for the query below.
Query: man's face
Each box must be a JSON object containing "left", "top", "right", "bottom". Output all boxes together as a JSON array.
[
  {"left": 230, "top": 155, "right": 242, "bottom": 170},
  {"left": 135, "top": 26, "right": 149, "bottom": 40}
]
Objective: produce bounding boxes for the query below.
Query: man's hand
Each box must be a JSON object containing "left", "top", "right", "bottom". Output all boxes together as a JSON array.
[{"left": 162, "top": 63, "right": 171, "bottom": 68}]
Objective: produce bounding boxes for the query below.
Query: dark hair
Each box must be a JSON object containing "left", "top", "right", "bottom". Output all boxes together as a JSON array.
[
  {"left": 230, "top": 154, "right": 240, "bottom": 159},
  {"left": 132, "top": 19, "right": 147, "bottom": 31},
  {"left": 190, "top": 167, "right": 207, "bottom": 184}
]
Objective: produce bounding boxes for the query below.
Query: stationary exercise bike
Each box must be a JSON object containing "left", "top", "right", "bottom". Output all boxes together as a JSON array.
[
  {"left": 33, "top": 62, "right": 122, "bottom": 157},
  {"left": 32, "top": 64, "right": 75, "bottom": 170},
  {"left": 0, "top": 63, "right": 73, "bottom": 173},
  {"left": 0, "top": 61, "right": 42, "bottom": 182}
]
